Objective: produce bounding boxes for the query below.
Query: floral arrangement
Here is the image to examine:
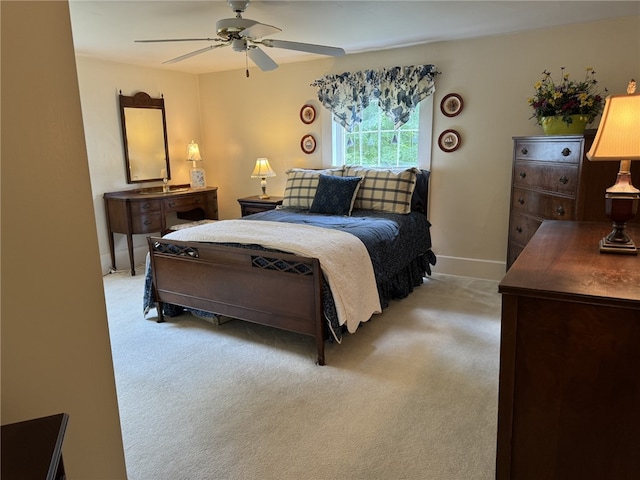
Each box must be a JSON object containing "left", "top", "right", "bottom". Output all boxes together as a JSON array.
[{"left": 528, "top": 67, "right": 607, "bottom": 126}]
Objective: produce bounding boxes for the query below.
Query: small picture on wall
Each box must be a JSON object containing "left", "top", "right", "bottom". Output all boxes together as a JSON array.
[
  {"left": 300, "top": 104, "right": 316, "bottom": 124},
  {"left": 440, "top": 93, "right": 463, "bottom": 117},
  {"left": 438, "top": 129, "right": 461, "bottom": 152},
  {"left": 301, "top": 134, "right": 317, "bottom": 154}
]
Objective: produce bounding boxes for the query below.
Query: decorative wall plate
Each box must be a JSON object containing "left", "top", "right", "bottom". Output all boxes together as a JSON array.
[
  {"left": 301, "top": 134, "right": 316, "bottom": 154},
  {"left": 438, "top": 129, "right": 461, "bottom": 152},
  {"left": 440, "top": 93, "right": 463, "bottom": 117},
  {"left": 300, "top": 104, "right": 316, "bottom": 124}
]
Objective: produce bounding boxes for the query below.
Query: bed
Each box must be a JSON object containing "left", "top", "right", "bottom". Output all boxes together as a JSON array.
[{"left": 143, "top": 166, "right": 436, "bottom": 365}]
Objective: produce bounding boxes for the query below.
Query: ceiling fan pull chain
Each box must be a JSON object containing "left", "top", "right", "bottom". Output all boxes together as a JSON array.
[{"left": 245, "top": 49, "right": 250, "bottom": 78}]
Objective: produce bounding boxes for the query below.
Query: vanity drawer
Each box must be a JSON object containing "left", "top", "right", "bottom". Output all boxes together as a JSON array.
[
  {"left": 511, "top": 187, "right": 575, "bottom": 220},
  {"left": 131, "top": 213, "right": 163, "bottom": 234},
  {"left": 162, "top": 194, "right": 207, "bottom": 212},
  {"left": 514, "top": 139, "right": 583, "bottom": 164},
  {"left": 130, "top": 199, "right": 161, "bottom": 215},
  {"left": 512, "top": 160, "right": 578, "bottom": 196}
]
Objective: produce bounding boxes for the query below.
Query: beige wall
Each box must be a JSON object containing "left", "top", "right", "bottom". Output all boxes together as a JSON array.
[
  {"left": 198, "top": 15, "right": 640, "bottom": 280},
  {"left": 77, "top": 16, "right": 639, "bottom": 280},
  {"left": 1, "top": 1, "right": 127, "bottom": 479}
]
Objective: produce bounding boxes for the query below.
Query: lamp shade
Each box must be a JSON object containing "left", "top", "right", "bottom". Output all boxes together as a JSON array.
[
  {"left": 251, "top": 158, "right": 276, "bottom": 178},
  {"left": 587, "top": 93, "right": 640, "bottom": 162},
  {"left": 187, "top": 140, "right": 202, "bottom": 161}
]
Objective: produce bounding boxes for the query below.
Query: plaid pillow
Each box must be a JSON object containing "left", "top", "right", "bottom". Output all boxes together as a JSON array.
[
  {"left": 282, "top": 167, "right": 344, "bottom": 209},
  {"left": 343, "top": 167, "right": 419, "bottom": 214}
]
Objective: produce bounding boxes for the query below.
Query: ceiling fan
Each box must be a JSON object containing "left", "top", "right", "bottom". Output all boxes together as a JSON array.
[{"left": 135, "top": 0, "right": 345, "bottom": 74}]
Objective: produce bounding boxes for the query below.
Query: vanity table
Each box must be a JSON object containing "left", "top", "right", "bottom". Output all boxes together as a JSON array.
[{"left": 104, "top": 185, "right": 218, "bottom": 275}]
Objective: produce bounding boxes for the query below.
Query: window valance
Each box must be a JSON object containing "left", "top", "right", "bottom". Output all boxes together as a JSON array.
[{"left": 311, "top": 64, "right": 440, "bottom": 131}]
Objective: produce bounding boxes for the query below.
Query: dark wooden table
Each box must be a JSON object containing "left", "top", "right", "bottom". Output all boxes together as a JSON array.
[
  {"left": 1, "top": 413, "right": 69, "bottom": 480},
  {"left": 496, "top": 221, "right": 640, "bottom": 480},
  {"left": 496, "top": 221, "right": 640, "bottom": 479}
]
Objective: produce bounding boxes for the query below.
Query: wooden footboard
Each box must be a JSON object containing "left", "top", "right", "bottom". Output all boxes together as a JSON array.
[{"left": 147, "top": 237, "right": 326, "bottom": 365}]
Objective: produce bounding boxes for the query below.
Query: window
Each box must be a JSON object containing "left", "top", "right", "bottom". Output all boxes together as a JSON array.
[{"left": 330, "top": 96, "right": 433, "bottom": 168}]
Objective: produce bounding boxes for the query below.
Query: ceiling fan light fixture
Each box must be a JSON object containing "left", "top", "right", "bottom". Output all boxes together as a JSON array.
[{"left": 232, "top": 38, "right": 247, "bottom": 52}]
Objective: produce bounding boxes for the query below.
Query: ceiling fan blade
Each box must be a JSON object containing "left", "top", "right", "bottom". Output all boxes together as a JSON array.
[
  {"left": 136, "top": 38, "right": 222, "bottom": 43},
  {"left": 240, "top": 22, "right": 281, "bottom": 39},
  {"left": 247, "top": 46, "right": 278, "bottom": 71},
  {"left": 261, "top": 39, "right": 345, "bottom": 57},
  {"left": 163, "top": 43, "right": 228, "bottom": 64}
]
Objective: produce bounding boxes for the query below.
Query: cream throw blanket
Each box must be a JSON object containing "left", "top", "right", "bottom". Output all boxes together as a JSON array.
[{"left": 163, "top": 220, "right": 382, "bottom": 333}]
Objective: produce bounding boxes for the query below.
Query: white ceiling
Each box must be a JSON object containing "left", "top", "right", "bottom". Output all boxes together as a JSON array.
[{"left": 69, "top": 1, "right": 640, "bottom": 75}]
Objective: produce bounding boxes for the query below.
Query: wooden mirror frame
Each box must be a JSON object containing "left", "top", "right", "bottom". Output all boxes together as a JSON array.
[{"left": 119, "top": 91, "right": 171, "bottom": 183}]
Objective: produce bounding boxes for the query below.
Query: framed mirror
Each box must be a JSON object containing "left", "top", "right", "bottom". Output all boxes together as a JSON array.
[{"left": 119, "top": 91, "right": 170, "bottom": 183}]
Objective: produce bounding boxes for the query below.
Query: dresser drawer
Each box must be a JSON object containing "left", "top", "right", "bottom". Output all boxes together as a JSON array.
[
  {"left": 162, "top": 194, "right": 206, "bottom": 212},
  {"left": 130, "top": 199, "right": 161, "bottom": 215},
  {"left": 511, "top": 187, "right": 575, "bottom": 219},
  {"left": 131, "top": 213, "right": 163, "bottom": 233},
  {"left": 514, "top": 139, "right": 583, "bottom": 164},
  {"left": 513, "top": 160, "right": 578, "bottom": 196},
  {"left": 508, "top": 212, "right": 543, "bottom": 248}
]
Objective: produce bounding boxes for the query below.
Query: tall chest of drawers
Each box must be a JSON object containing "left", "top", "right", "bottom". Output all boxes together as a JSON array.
[{"left": 507, "top": 132, "right": 640, "bottom": 269}]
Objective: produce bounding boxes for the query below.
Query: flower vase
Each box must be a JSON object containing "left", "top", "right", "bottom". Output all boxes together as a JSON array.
[{"left": 540, "top": 115, "right": 588, "bottom": 135}]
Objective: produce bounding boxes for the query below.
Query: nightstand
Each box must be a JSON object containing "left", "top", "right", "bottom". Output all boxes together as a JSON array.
[
  {"left": 1, "top": 413, "right": 69, "bottom": 480},
  {"left": 237, "top": 195, "right": 283, "bottom": 217}
]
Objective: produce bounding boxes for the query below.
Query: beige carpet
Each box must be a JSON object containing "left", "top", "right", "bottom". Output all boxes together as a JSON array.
[{"left": 103, "top": 266, "right": 501, "bottom": 480}]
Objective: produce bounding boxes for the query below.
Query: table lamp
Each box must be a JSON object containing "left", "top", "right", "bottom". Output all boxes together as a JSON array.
[
  {"left": 187, "top": 140, "right": 206, "bottom": 188},
  {"left": 251, "top": 158, "right": 276, "bottom": 199},
  {"left": 586, "top": 80, "right": 640, "bottom": 254}
]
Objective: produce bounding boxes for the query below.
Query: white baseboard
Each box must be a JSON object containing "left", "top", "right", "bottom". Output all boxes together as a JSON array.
[
  {"left": 100, "top": 246, "right": 148, "bottom": 276},
  {"left": 432, "top": 255, "right": 506, "bottom": 282}
]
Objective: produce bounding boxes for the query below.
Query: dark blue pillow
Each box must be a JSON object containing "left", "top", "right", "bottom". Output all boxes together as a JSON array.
[{"left": 309, "top": 174, "right": 363, "bottom": 216}]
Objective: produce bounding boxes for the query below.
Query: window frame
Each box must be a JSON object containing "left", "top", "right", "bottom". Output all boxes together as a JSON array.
[{"left": 320, "top": 95, "right": 434, "bottom": 170}]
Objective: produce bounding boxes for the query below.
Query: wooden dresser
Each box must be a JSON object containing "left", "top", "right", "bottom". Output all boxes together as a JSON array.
[
  {"left": 507, "top": 132, "right": 640, "bottom": 269},
  {"left": 497, "top": 221, "right": 640, "bottom": 479},
  {"left": 104, "top": 185, "right": 218, "bottom": 275}
]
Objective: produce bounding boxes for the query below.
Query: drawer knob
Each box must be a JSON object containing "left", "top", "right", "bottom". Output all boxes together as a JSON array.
[
  {"left": 515, "top": 226, "right": 523, "bottom": 233},
  {"left": 144, "top": 220, "right": 152, "bottom": 226},
  {"left": 559, "top": 175, "right": 569, "bottom": 185},
  {"left": 519, "top": 171, "right": 527, "bottom": 179},
  {"left": 520, "top": 148, "right": 528, "bottom": 155},
  {"left": 168, "top": 201, "right": 175, "bottom": 207},
  {"left": 561, "top": 147, "right": 571, "bottom": 157},
  {"left": 556, "top": 206, "right": 565, "bottom": 216},
  {"left": 518, "top": 197, "right": 525, "bottom": 205},
  {"left": 195, "top": 198, "right": 202, "bottom": 204},
  {"left": 142, "top": 203, "right": 151, "bottom": 210}
]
